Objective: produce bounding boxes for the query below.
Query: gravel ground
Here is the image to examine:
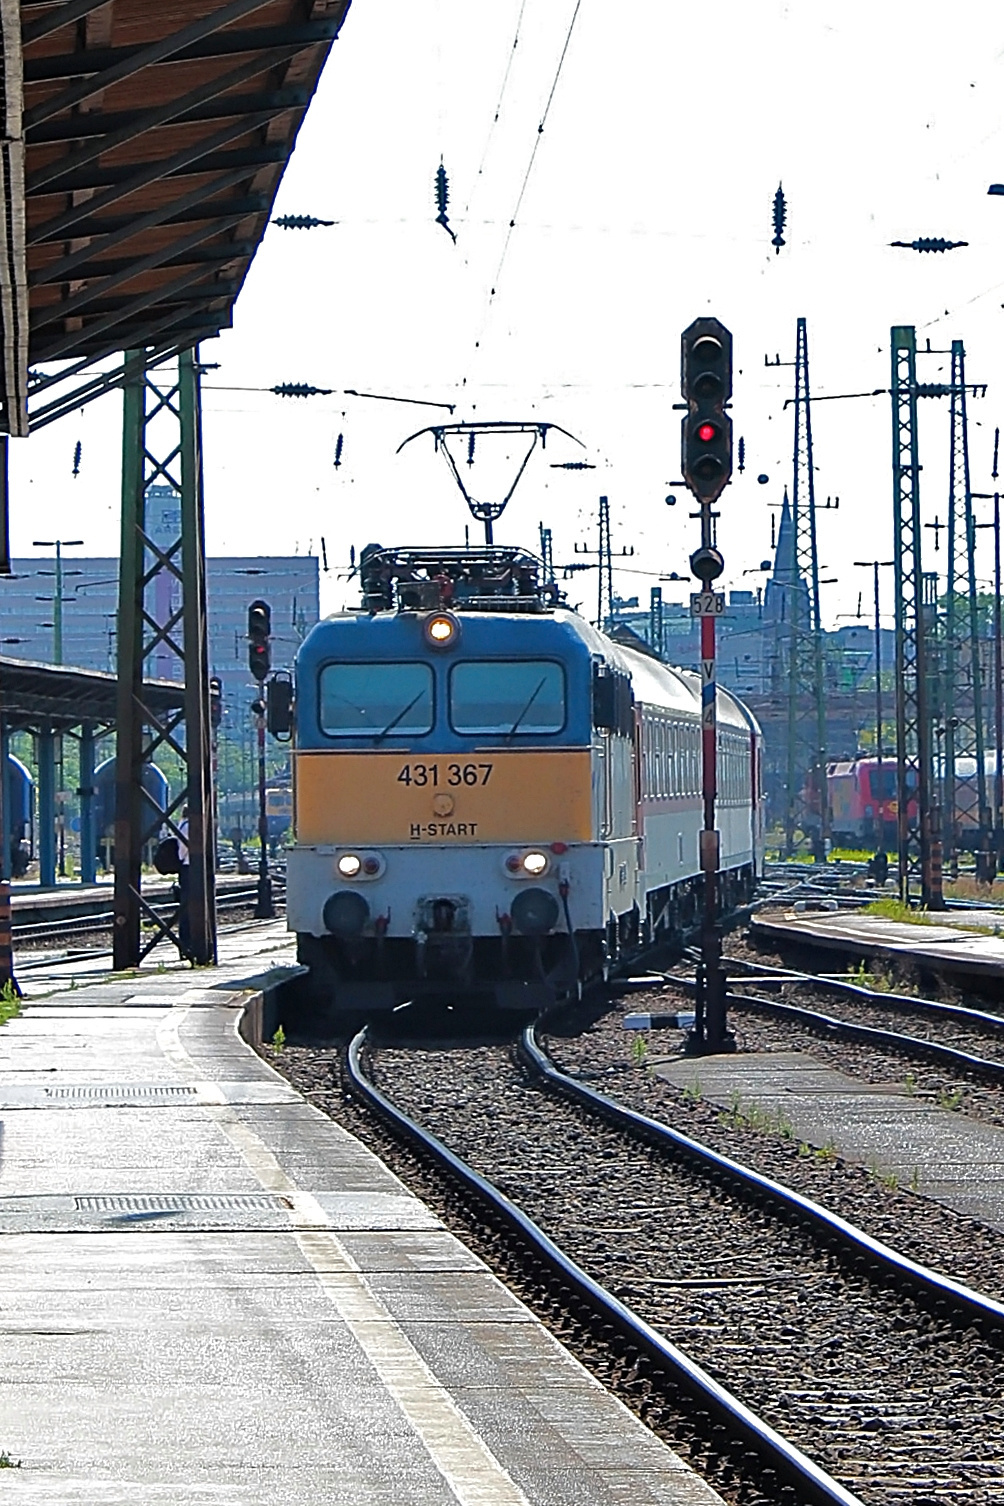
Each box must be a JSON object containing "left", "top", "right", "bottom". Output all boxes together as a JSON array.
[
  {"left": 271, "top": 1032, "right": 1004, "bottom": 1506},
  {"left": 707, "top": 939, "right": 1004, "bottom": 1132},
  {"left": 543, "top": 1002, "right": 1004, "bottom": 1300}
]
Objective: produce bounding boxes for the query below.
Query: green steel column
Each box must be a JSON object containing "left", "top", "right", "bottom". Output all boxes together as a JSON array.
[
  {"left": 38, "top": 727, "right": 56, "bottom": 887},
  {"left": 78, "top": 723, "right": 96, "bottom": 887},
  {"left": 113, "top": 351, "right": 147, "bottom": 966},
  {"left": 178, "top": 348, "right": 217, "bottom": 964},
  {"left": 890, "top": 326, "right": 935, "bottom": 907}
]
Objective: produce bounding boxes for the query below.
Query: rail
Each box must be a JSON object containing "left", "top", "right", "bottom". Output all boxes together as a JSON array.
[{"left": 346, "top": 1026, "right": 864, "bottom": 1506}]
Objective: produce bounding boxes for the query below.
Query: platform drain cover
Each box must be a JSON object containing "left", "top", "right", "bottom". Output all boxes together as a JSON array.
[
  {"left": 46, "top": 1084, "right": 198, "bottom": 1101},
  {"left": 75, "top": 1193, "right": 291, "bottom": 1213}
]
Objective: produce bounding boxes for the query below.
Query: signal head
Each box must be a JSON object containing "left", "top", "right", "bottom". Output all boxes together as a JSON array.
[
  {"left": 690, "top": 546, "right": 725, "bottom": 584},
  {"left": 680, "top": 316, "right": 733, "bottom": 504}
]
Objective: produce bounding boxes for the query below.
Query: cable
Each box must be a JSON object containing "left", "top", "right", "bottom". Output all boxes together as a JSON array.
[
  {"left": 464, "top": 0, "right": 529, "bottom": 217},
  {"left": 462, "top": 0, "right": 584, "bottom": 387}
]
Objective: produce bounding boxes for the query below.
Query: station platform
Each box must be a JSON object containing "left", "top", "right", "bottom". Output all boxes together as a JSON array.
[
  {"left": 751, "top": 908, "right": 1004, "bottom": 988},
  {"left": 9, "top": 872, "right": 264, "bottom": 926},
  {"left": 657, "top": 1050, "right": 1004, "bottom": 1234},
  {"left": 0, "top": 925, "right": 720, "bottom": 1505}
]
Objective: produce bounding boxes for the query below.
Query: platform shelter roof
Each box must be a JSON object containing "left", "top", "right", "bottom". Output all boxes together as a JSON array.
[
  {"left": 0, "top": 0, "right": 350, "bottom": 434},
  {"left": 0, "top": 653, "right": 184, "bottom": 730}
]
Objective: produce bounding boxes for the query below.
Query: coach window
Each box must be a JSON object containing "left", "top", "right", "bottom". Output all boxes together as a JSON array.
[
  {"left": 450, "top": 660, "right": 565, "bottom": 734},
  {"left": 319, "top": 663, "right": 434, "bottom": 737}
]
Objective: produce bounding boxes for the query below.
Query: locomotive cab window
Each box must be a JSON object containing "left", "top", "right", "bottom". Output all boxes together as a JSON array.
[
  {"left": 449, "top": 660, "right": 565, "bottom": 735},
  {"left": 318, "top": 662, "right": 434, "bottom": 738}
]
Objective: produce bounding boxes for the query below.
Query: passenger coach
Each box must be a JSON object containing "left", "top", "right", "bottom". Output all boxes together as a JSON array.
[{"left": 279, "top": 547, "right": 762, "bottom": 1013}]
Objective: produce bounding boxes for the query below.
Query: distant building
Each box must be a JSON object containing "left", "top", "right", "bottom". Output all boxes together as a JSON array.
[{"left": 2, "top": 485, "right": 319, "bottom": 727}]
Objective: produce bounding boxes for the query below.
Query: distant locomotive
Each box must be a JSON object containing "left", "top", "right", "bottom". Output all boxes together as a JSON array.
[
  {"left": 276, "top": 546, "right": 763, "bottom": 1015},
  {"left": 827, "top": 754, "right": 999, "bottom": 851},
  {"left": 265, "top": 785, "right": 292, "bottom": 848},
  {"left": 826, "top": 758, "right": 916, "bottom": 849}
]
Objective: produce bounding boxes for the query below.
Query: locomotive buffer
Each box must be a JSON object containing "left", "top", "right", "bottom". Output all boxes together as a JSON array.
[{"left": 681, "top": 318, "right": 735, "bottom": 1055}]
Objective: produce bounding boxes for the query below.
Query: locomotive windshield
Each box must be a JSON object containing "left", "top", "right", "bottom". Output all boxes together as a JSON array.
[
  {"left": 449, "top": 660, "right": 565, "bottom": 735},
  {"left": 319, "top": 662, "right": 434, "bottom": 738}
]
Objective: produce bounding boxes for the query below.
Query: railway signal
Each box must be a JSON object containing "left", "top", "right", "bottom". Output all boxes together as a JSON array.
[
  {"left": 681, "top": 319, "right": 733, "bottom": 504},
  {"left": 680, "top": 317, "right": 735, "bottom": 1057},
  {"left": 247, "top": 600, "right": 271, "bottom": 683}
]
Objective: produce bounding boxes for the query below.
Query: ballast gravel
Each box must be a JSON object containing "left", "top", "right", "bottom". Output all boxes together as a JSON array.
[{"left": 273, "top": 1030, "right": 1004, "bottom": 1506}]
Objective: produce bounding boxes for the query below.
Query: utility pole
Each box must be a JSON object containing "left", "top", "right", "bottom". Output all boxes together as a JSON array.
[
  {"left": 538, "top": 523, "right": 554, "bottom": 586},
  {"left": 890, "top": 327, "right": 940, "bottom": 908},
  {"left": 32, "top": 538, "right": 83, "bottom": 665},
  {"left": 944, "top": 341, "right": 990, "bottom": 879},
  {"left": 649, "top": 586, "right": 664, "bottom": 659},
  {"left": 788, "top": 320, "right": 828, "bottom": 858},
  {"left": 973, "top": 423, "right": 1002, "bottom": 877},
  {"left": 768, "top": 322, "right": 830, "bottom": 858},
  {"left": 679, "top": 316, "right": 734, "bottom": 1057},
  {"left": 572, "top": 499, "right": 633, "bottom": 627},
  {"left": 598, "top": 494, "right": 612, "bottom": 629}
]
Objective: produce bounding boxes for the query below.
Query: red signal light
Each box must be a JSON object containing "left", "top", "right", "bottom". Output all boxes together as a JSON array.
[{"left": 697, "top": 422, "right": 717, "bottom": 443}]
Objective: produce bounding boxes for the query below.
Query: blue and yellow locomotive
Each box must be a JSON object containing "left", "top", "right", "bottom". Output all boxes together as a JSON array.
[{"left": 280, "top": 547, "right": 762, "bottom": 1013}]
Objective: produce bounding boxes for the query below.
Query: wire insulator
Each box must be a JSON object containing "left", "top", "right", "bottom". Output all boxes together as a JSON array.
[
  {"left": 272, "top": 214, "right": 335, "bottom": 229},
  {"left": 889, "top": 237, "right": 968, "bottom": 253},
  {"left": 271, "top": 382, "right": 333, "bottom": 398},
  {"left": 72, "top": 440, "right": 82, "bottom": 478},
  {"left": 772, "top": 183, "right": 787, "bottom": 254},
  {"left": 435, "top": 162, "right": 457, "bottom": 243},
  {"left": 334, "top": 433, "right": 344, "bottom": 468}
]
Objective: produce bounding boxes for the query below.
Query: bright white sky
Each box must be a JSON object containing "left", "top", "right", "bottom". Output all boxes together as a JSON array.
[{"left": 12, "top": 0, "right": 1004, "bottom": 630}]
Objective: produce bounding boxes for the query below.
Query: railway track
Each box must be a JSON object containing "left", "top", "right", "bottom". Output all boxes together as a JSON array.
[
  {"left": 690, "top": 955, "right": 1004, "bottom": 1087},
  {"left": 13, "top": 881, "right": 285, "bottom": 969},
  {"left": 327, "top": 1022, "right": 1004, "bottom": 1506}
]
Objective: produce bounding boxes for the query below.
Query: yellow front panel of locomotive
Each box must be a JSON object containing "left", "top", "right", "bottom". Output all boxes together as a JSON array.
[{"left": 295, "top": 749, "right": 592, "bottom": 844}]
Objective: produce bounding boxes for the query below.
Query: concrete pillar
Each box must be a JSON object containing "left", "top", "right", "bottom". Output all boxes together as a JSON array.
[
  {"left": 78, "top": 724, "right": 96, "bottom": 886},
  {"left": 38, "top": 727, "right": 56, "bottom": 887}
]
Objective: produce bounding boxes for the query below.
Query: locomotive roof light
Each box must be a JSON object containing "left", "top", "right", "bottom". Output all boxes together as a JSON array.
[{"left": 424, "top": 611, "right": 460, "bottom": 649}]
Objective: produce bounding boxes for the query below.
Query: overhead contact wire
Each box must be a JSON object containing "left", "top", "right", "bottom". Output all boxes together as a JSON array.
[
  {"left": 462, "top": 0, "right": 584, "bottom": 388},
  {"left": 464, "top": 0, "right": 530, "bottom": 217}
]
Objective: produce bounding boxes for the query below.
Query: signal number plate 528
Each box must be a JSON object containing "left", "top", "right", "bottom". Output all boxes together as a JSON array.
[{"left": 397, "top": 762, "right": 493, "bottom": 788}]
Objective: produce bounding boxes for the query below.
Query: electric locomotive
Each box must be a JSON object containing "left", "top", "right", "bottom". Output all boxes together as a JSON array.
[{"left": 279, "top": 546, "right": 762, "bottom": 1013}]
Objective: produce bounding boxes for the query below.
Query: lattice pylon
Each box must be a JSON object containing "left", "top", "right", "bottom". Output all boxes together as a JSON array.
[
  {"left": 113, "top": 348, "right": 216, "bottom": 966},
  {"left": 783, "top": 317, "right": 828, "bottom": 857},
  {"left": 890, "top": 326, "right": 936, "bottom": 906},
  {"left": 943, "top": 340, "right": 989, "bottom": 869}
]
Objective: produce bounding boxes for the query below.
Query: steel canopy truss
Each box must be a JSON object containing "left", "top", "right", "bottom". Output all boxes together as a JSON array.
[
  {"left": 113, "top": 347, "right": 215, "bottom": 966},
  {"left": 890, "top": 326, "right": 937, "bottom": 907},
  {"left": 784, "top": 317, "right": 828, "bottom": 857},
  {"left": 943, "top": 339, "right": 989, "bottom": 871},
  {"left": 4, "top": 0, "right": 351, "bottom": 434}
]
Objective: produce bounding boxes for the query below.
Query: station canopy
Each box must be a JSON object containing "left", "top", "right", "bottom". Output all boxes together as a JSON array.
[
  {"left": 0, "top": 654, "right": 184, "bottom": 731},
  {"left": 0, "top": 0, "right": 350, "bottom": 434}
]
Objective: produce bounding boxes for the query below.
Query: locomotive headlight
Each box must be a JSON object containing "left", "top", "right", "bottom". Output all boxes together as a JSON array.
[
  {"left": 424, "top": 612, "right": 460, "bottom": 649},
  {"left": 337, "top": 853, "right": 362, "bottom": 878},
  {"left": 522, "top": 850, "right": 548, "bottom": 876}
]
